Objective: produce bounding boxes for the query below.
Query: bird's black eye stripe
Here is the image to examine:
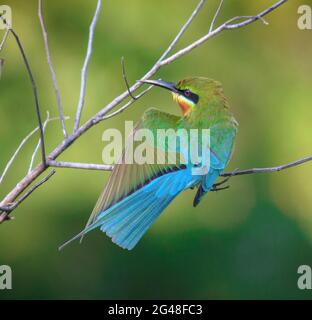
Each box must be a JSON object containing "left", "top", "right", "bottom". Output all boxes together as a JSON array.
[{"left": 179, "top": 89, "right": 199, "bottom": 104}]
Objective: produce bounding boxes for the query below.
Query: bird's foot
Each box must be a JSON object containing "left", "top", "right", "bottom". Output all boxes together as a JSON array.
[
  {"left": 211, "top": 185, "right": 230, "bottom": 192},
  {"left": 215, "top": 168, "right": 239, "bottom": 188}
]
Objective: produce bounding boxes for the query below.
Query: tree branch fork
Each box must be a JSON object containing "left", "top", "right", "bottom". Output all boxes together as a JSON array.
[{"left": 1, "top": 0, "right": 307, "bottom": 223}]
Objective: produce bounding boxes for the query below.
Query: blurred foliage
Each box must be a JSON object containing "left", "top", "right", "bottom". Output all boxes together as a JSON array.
[{"left": 1, "top": 0, "right": 312, "bottom": 299}]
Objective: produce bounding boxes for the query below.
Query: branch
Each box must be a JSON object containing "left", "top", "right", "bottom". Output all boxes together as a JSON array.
[
  {"left": 48, "top": 160, "right": 113, "bottom": 171},
  {"left": 28, "top": 114, "right": 71, "bottom": 173},
  {"left": 0, "top": 28, "right": 9, "bottom": 51},
  {"left": 0, "top": 127, "right": 40, "bottom": 185},
  {"left": 28, "top": 111, "right": 50, "bottom": 173},
  {"left": 221, "top": 156, "right": 312, "bottom": 177},
  {"left": 48, "top": 156, "right": 312, "bottom": 180},
  {"left": 0, "top": 114, "right": 69, "bottom": 184},
  {"left": 121, "top": 56, "right": 137, "bottom": 100},
  {"left": 160, "top": 0, "right": 287, "bottom": 66},
  {"left": 101, "top": 82, "right": 154, "bottom": 120},
  {"left": 209, "top": 0, "right": 224, "bottom": 33},
  {"left": 0, "top": 170, "right": 56, "bottom": 222},
  {"left": 4, "top": 23, "right": 47, "bottom": 166},
  {"left": 73, "top": 0, "right": 102, "bottom": 132},
  {"left": 38, "top": 0, "right": 68, "bottom": 138},
  {"left": 157, "top": 0, "right": 206, "bottom": 63}
]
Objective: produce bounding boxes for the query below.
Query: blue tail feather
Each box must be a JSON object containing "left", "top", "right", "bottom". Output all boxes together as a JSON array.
[
  {"left": 97, "top": 169, "right": 194, "bottom": 250},
  {"left": 117, "top": 196, "right": 173, "bottom": 250},
  {"left": 58, "top": 168, "right": 215, "bottom": 251}
]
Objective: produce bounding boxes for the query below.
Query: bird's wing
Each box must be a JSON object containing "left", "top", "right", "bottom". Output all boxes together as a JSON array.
[
  {"left": 209, "top": 119, "right": 238, "bottom": 170},
  {"left": 193, "top": 119, "right": 238, "bottom": 206},
  {"left": 86, "top": 108, "right": 185, "bottom": 227}
]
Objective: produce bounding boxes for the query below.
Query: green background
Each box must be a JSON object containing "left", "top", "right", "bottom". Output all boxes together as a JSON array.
[{"left": 1, "top": 0, "right": 312, "bottom": 299}]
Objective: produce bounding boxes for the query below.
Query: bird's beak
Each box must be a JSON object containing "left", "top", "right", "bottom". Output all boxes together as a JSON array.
[{"left": 139, "top": 79, "right": 179, "bottom": 94}]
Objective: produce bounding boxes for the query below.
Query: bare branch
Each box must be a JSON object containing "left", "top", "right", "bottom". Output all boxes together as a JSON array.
[
  {"left": 0, "top": 114, "right": 69, "bottom": 184},
  {"left": 73, "top": 0, "right": 102, "bottom": 132},
  {"left": 157, "top": 0, "right": 206, "bottom": 63},
  {"left": 1, "top": 28, "right": 10, "bottom": 79},
  {"left": 0, "top": 28, "right": 9, "bottom": 51},
  {"left": 0, "top": 170, "right": 56, "bottom": 222},
  {"left": 100, "top": 84, "right": 154, "bottom": 120},
  {"left": 38, "top": 0, "right": 68, "bottom": 138},
  {"left": 223, "top": 15, "right": 269, "bottom": 29},
  {"left": 160, "top": 0, "right": 287, "bottom": 66},
  {"left": 222, "top": 156, "right": 312, "bottom": 177},
  {"left": 121, "top": 56, "right": 137, "bottom": 100},
  {"left": 0, "top": 127, "right": 39, "bottom": 185},
  {"left": 1, "top": 19, "right": 47, "bottom": 166},
  {"left": 48, "top": 160, "right": 113, "bottom": 171},
  {"left": 28, "top": 111, "right": 50, "bottom": 173},
  {"left": 50, "top": 156, "right": 312, "bottom": 180},
  {"left": 28, "top": 114, "right": 70, "bottom": 174},
  {"left": 209, "top": 0, "right": 224, "bottom": 33}
]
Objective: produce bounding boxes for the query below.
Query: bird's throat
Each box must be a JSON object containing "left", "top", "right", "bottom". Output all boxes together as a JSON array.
[{"left": 172, "top": 93, "right": 195, "bottom": 116}]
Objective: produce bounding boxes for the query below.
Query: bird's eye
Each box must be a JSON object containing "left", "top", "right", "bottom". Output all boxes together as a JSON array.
[{"left": 184, "top": 89, "right": 191, "bottom": 97}]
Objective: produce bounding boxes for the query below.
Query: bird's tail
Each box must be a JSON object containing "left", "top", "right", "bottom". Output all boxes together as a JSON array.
[{"left": 59, "top": 169, "right": 193, "bottom": 251}]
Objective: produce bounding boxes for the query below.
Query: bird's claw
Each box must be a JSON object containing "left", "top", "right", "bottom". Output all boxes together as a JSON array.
[
  {"left": 211, "top": 185, "right": 230, "bottom": 192},
  {"left": 214, "top": 168, "right": 239, "bottom": 188}
]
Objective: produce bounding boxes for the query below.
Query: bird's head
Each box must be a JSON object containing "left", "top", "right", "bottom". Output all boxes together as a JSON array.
[{"left": 141, "top": 77, "right": 227, "bottom": 117}]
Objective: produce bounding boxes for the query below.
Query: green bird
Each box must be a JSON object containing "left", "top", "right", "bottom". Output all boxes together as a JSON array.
[{"left": 60, "top": 77, "right": 238, "bottom": 250}]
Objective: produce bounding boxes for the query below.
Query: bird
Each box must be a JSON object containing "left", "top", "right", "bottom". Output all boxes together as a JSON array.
[{"left": 60, "top": 77, "right": 238, "bottom": 251}]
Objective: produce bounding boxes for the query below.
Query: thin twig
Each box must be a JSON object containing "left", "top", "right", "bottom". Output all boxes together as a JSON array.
[
  {"left": 0, "top": 28, "right": 9, "bottom": 51},
  {"left": 224, "top": 15, "right": 269, "bottom": 28},
  {"left": 38, "top": 0, "right": 68, "bottom": 138},
  {"left": 73, "top": 0, "right": 102, "bottom": 132},
  {"left": 101, "top": 84, "right": 154, "bottom": 120},
  {"left": 160, "top": 0, "right": 287, "bottom": 66},
  {"left": 28, "top": 115, "right": 70, "bottom": 173},
  {"left": 0, "top": 127, "right": 40, "bottom": 185},
  {"left": 6, "top": 25, "right": 47, "bottom": 166},
  {"left": 49, "top": 156, "right": 312, "bottom": 179},
  {"left": 221, "top": 156, "right": 312, "bottom": 177},
  {"left": 157, "top": 0, "right": 206, "bottom": 63},
  {"left": 209, "top": 0, "right": 224, "bottom": 33},
  {"left": 0, "top": 114, "right": 68, "bottom": 184},
  {"left": 121, "top": 56, "right": 137, "bottom": 100},
  {"left": 48, "top": 160, "right": 112, "bottom": 171},
  {"left": 0, "top": 170, "right": 56, "bottom": 222},
  {"left": 28, "top": 111, "right": 50, "bottom": 173}
]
